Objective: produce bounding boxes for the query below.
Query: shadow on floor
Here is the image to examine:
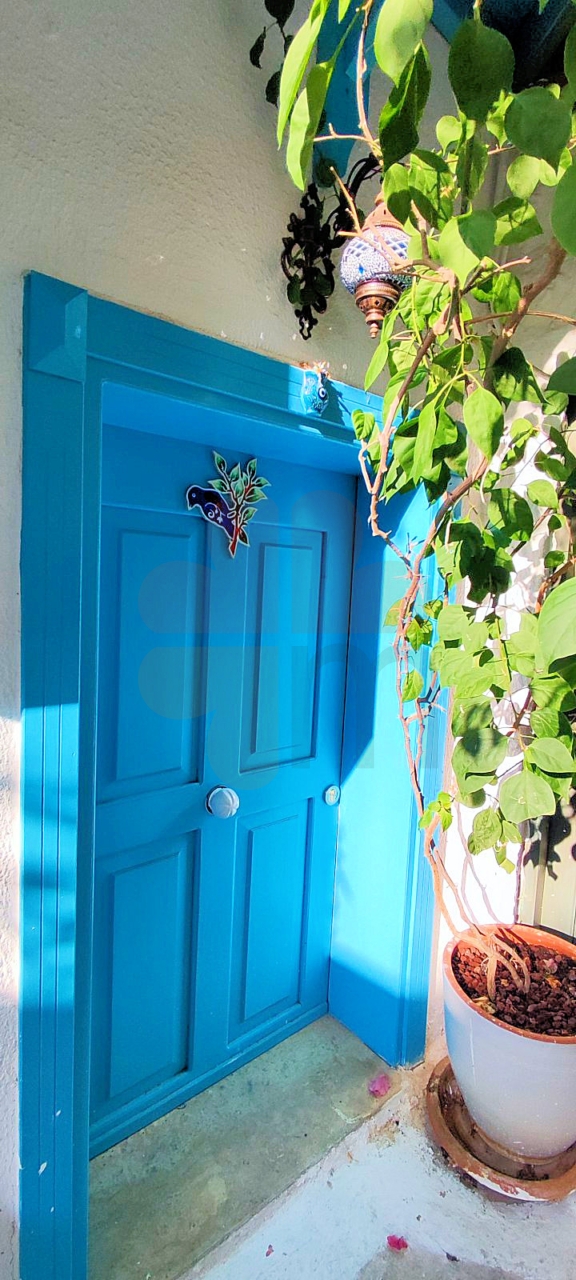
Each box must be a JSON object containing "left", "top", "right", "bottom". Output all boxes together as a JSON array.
[
  {"left": 359, "top": 1252, "right": 523, "bottom": 1280},
  {"left": 90, "top": 1014, "right": 395, "bottom": 1280}
]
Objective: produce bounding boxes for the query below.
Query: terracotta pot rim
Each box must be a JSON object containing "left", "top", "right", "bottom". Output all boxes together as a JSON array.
[{"left": 444, "top": 923, "right": 576, "bottom": 1045}]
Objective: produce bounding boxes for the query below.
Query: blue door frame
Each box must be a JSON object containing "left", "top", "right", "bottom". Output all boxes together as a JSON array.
[{"left": 20, "top": 271, "right": 444, "bottom": 1280}]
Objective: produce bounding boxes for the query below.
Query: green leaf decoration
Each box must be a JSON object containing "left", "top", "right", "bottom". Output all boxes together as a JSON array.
[
  {"left": 527, "top": 479, "right": 559, "bottom": 510},
  {"left": 506, "top": 87, "right": 571, "bottom": 169},
  {"left": 548, "top": 356, "right": 576, "bottom": 393},
  {"left": 209, "top": 477, "right": 228, "bottom": 493},
  {"left": 246, "top": 457, "right": 258, "bottom": 478},
  {"left": 374, "top": 0, "right": 432, "bottom": 87},
  {"left": 448, "top": 20, "right": 514, "bottom": 122},
  {"left": 506, "top": 154, "right": 541, "bottom": 200},
  {"left": 402, "top": 669, "right": 424, "bottom": 701},
  {"left": 469, "top": 807, "right": 502, "bottom": 854},
  {"left": 287, "top": 59, "right": 334, "bottom": 188},
  {"left": 525, "top": 737, "right": 574, "bottom": 774},
  {"left": 538, "top": 578, "right": 576, "bottom": 670},
  {"left": 379, "top": 44, "right": 431, "bottom": 170},
  {"left": 463, "top": 388, "right": 504, "bottom": 460},
  {"left": 493, "top": 197, "right": 542, "bottom": 246},
  {"left": 277, "top": 0, "right": 332, "bottom": 144},
  {"left": 214, "top": 453, "right": 227, "bottom": 474},
  {"left": 552, "top": 158, "right": 576, "bottom": 255},
  {"left": 499, "top": 769, "right": 557, "bottom": 823}
]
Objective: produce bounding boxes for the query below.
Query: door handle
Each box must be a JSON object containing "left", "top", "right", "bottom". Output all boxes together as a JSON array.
[{"left": 206, "top": 786, "right": 240, "bottom": 819}]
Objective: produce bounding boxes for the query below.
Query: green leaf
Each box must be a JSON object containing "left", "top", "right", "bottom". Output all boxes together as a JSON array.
[
  {"left": 491, "top": 347, "right": 540, "bottom": 404},
  {"left": 453, "top": 727, "right": 508, "bottom": 786},
  {"left": 374, "top": 0, "right": 432, "bottom": 86},
  {"left": 436, "top": 114, "right": 461, "bottom": 150},
  {"left": 423, "top": 598, "right": 443, "bottom": 620},
  {"left": 451, "top": 697, "right": 493, "bottom": 737},
  {"left": 488, "top": 488, "right": 534, "bottom": 544},
  {"left": 379, "top": 45, "right": 431, "bottom": 170},
  {"left": 538, "top": 577, "right": 576, "bottom": 669},
  {"left": 384, "top": 598, "right": 402, "bottom": 626},
  {"left": 437, "top": 212, "right": 495, "bottom": 285},
  {"left": 286, "top": 60, "right": 334, "bottom": 188},
  {"left": 249, "top": 29, "right": 267, "bottom": 68},
  {"left": 448, "top": 19, "right": 515, "bottom": 122},
  {"left": 525, "top": 737, "right": 574, "bottom": 774},
  {"left": 493, "top": 197, "right": 542, "bottom": 246},
  {"left": 383, "top": 163, "right": 412, "bottom": 224},
  {"left": 463, "top": 388, "right": 504, "bottom": 460},
  {"left": 502, "top": 820, "right": 522, "bottom": 844},
  {"left": 531, "top": 672, "right": 576, "bottom": 711},
  {"left": 266, "top": 0, "right": 295, "bottom": 20},
  {"left": 469, "top": 807, "right": 502, "bottom": 854},
  {"left": 530, "top": 708, "right": 573, "bottom": 741},
  {"left": 564, "top": 23, "right": 576, "bottom": 99},
  {"left": 437, "top": 604, "right": 470, "bottom": 641},
  {"left": 552, "top": 158, "right": 576, "bottom": 255},
  {"left": 499, "top": 769, "right": 556, "bottom": 823},
  {"left": 412, "top": 400, "right": 437, "bottom": 482},
  {"left": 458, "top": 787, "right": 487, "bottom": 809},
  {"left": 506, "top": 87, "right": 571, "bottom": 169},
  {"left": 351, "top": 409, "right": 376, "bottom": 441},
  {"left": 406, "top": 614, "right": 433, "bottom": 651},
  {"left": 527, "top": 479, "right": 559, "bottom": 510},
  {"left": 506, "top": 154, "right": 541, "bottom": 199},
  {"left": 364, "top": 312, "right": 395, "bottom": 390},
  {"left": 548, "top": 356, "right": 576, "bottom": 393},
  {"left": 457, "top": 136, "right": 489, "bottom": 201},
  {"left": 492, "top": 271, "right": 522, "bottom": 315},
  {"left": 402, "top": 669, "right": 424, "bottom": 702},
  {"left": 277, "top": 0, "right": 332, "bottom": 144}
]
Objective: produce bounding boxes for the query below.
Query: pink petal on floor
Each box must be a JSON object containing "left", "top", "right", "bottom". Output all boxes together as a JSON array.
[
  {"left": 368, "top": 1072, "right": 391, "bottom": 1097},
  {"left": 266, "top": 1245, "right": 274, "bottom": 1257},
  {"left": 387, "top": 1235, "right": 409, "bottom": 1251}
]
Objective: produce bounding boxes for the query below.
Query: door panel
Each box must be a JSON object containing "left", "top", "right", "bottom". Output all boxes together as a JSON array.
[{"left": 90, "top": 419, "right": 356, "bottom": 1153}]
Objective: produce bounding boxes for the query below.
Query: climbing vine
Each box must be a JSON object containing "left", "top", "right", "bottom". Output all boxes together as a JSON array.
[{"left": 276, "top": 0, "right": 576, "bottom": 995}]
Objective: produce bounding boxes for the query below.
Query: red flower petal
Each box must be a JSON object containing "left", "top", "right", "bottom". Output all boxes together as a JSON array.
[
  {"left": 387, "top": 1235, "right": 409, "bottom": 1251},
  {"left": 266, "top": 1245, "right": 274, "bottom": 1257},
  {"left": 368, "top": 1072, "right": 391, "bottom": 1098}
]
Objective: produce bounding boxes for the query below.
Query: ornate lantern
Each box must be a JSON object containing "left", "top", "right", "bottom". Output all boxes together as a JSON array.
[{"left": 339, "top": 195, "right": 410, "bottom": 337}]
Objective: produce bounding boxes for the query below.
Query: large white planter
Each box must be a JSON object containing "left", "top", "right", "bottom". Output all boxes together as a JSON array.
[{"left": 443, "top": 924, "right": 576, "bottom": 1158}]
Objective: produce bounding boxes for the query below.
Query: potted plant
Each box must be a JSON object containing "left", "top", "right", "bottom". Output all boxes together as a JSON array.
[{"left": 274, "top": 0, "right": 576, "bottom": 1162}]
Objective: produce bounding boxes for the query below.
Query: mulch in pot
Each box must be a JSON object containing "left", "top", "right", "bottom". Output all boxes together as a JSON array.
[{"left": 452, "top": 937, "right": 576, "bottom": 1036}]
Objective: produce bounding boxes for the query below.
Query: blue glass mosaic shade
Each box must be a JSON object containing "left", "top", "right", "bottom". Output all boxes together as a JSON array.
[{"left": 339, "top": 226, "right": 410, "bottom": 295}]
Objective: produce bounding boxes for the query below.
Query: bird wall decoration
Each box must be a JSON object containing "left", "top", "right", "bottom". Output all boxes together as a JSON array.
[{"left": 185, "top": 452, "right": 269, "bottom": 557}]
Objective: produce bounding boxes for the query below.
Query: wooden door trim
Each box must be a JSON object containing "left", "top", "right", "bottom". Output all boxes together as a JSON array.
[{"left": 21, "top": 271, "right": 443, "bottom": 1280}]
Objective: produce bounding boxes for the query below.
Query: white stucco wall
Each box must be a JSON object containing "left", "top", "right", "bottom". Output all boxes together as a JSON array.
[
  {"left": 0, "top": 9, "right": 457, "bottom": 1271},
  {"left": 3, "top": 3, "right": 575, "bottom": 1270}
]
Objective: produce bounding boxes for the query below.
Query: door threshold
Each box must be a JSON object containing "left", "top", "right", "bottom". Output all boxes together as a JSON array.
[{"left": 89, "top": 1015, "right": 395, "bottom": 1280}]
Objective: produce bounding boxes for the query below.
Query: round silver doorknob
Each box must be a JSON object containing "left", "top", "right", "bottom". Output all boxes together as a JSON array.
[
  {"left": 206, "top": 786, "right": 240, "bottom": 819},
  {"left": 323, "top": 785, "right": 341, "bottom": 806}
]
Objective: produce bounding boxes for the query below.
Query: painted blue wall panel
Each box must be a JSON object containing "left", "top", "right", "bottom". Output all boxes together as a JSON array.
[{"left": 330, "top": 483, "right": 445, "bottom": 1066}]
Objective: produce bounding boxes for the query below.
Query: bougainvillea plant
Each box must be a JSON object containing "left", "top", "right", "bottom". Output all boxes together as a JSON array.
[{"left": 276, "top": 0, "right": 576, "bottom": 996}]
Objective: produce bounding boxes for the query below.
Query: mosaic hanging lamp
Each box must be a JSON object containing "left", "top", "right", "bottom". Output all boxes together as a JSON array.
[{"left": 339, "top": 195, "right": 410, "bottom": 338}]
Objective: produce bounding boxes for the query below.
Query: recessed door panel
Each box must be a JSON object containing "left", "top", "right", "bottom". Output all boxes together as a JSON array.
[
  {"left": 91, "top": 417, "right": 356, "bottom": 1155},
  {"left": 241, "top": 534, "right": 323, "bottom": 772},
  {"left": 91, "top": 835, "right": 196, "bottom": 1120}
]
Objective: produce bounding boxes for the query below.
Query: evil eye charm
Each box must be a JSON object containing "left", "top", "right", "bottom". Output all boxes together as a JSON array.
[{"left": 300, "top": 363, "right": 329, "bottom": 416}]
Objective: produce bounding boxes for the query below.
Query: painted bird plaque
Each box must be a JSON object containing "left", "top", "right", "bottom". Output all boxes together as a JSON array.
[{"left": 185, "top": 452, "right": 269, "bottom": 556}]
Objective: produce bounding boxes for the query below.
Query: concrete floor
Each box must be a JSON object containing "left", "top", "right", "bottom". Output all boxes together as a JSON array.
[
  {"left": 185, "top": 1062, "right": 576, "bottom": 1280},
  {"left": 89, "top": 1015, "right": 396, "bottom": 1280}
]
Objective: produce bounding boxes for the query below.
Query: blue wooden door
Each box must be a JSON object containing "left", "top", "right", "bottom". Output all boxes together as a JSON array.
[{"left": 89, "top": 418, "right": 356, "bottom": 1154}]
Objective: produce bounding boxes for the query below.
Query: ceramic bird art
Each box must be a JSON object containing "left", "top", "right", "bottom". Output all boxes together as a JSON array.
[{"left": 185, "top": 485, "right": 235, "bottom": 539}]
